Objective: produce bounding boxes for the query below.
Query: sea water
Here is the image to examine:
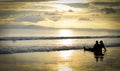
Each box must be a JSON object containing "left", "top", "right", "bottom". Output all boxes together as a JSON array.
[
  {"left": 0, "top": 29, "right": 120, "bottom": 71},
  {"left": 0, "top": 29, "right": 120, "bottom": 54}
]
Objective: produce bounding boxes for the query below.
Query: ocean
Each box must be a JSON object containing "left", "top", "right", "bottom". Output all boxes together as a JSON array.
[
  {"left": 0, "top": 28, "right": 120, "bottom": 54},
  {"left": 0, "top": 28, "right": 120, "bottom": 71}
]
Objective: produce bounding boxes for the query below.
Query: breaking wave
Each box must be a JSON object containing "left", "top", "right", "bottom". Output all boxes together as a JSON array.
[
  {"left": 0, "top": 44, "right": 120, "bottom": 54},
  {"left": 0, "top": 35, "right": 120, "bottom": 41},
  {"left": 0, "top": 35, "right": 120, "bottom": 54},
  {"left": 0, "top": 46, "right": 83, "bottom": 54}
]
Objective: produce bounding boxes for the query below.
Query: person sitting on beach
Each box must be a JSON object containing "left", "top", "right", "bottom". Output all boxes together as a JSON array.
[
  {"left": 93, "top": 41, "right": 101, "bottom": 51},
  {"left": 83, "top": 40, "right": 107, "bottom": 62},
  {"left": 84, "top": 40, "right": 107, "bottom": 52},
  {"left": 94, "top": 41, "right": 106, "bottom": 62},
  {"left": 99, "top": 40, "right": 107, "bottom": 51},
  {"left": 83, "top": 41, "right": 100, "bottom": 51}
]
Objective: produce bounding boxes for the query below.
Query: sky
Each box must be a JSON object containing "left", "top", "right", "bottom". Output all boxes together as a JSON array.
[{"left": 0, "top": 0, "right": 120, "bottom": 30}]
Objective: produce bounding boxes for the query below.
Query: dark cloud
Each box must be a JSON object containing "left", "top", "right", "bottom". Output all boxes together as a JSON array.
[
  {"left": 1, "top": 0, "right": 119, "bottom": 2},
  {"left": 14, "top": 15, "right": 45, "bottom": 23},
  {"left": 101, "top": 8, "right": 116, "bottom": 14},
  {"left": 44, "top": 12, "right": 56, "bottom": 15},
  {"left": 86, "top": 2, "right": 120, "bottom": 14},
  {"left": 90, "top": 2, "right": 120, "bottom": 9},
  {"left": 89, "top": 0, "right": 120, "bottom": 2},
  {"left": 0, "top": 11, "right": 12, "bottom": 18},
  {"left": 0, "top": 0, "right": 55, "bottom": 2},
  {"left": 68, "top": 9, "right": 73, "bottom": 12},
  {"left": 66, "top": 3, "right": 90, "bottom": 8},
  {"left": 65, "top": 2, "right": 120, "bottom": 10},
  {"left": 0, "top": 11, "right": 42, "bottom": 18},
  {"left": 92, "top": 14, "right": 99, "bottom": 16},
  {"left": 43, "top": 11, "right": 61, "bottom": 22},
  {"left": 78, "top": 18, "right": 91, "bottom": 21},
  {"left": 92, "top": 2, "right": 120, "bottom": 6},
  {"left": 50, "top": 16, "right": 61, "bottom": 22}
]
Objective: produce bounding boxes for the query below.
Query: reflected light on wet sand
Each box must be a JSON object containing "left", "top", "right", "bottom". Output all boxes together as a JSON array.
[
  {"left": 58, "top": 67, "right": 72, "bottom": 71},
  {"left": 59, "top": 30, "right": 73, "bottom": 46},
  {"left": 60, "top": 50, "right": 73, "bottom": 60},
  {"left": 58, "top": 47, "right": 73, "bottom": 71}
]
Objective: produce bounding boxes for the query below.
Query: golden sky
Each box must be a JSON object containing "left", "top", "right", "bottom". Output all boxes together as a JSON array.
[{"left": 0, "top": 0, "right": 120, "bottom": 30}]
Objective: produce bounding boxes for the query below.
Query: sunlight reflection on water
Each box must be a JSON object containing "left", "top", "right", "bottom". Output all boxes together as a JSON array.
[
  {"left": 59, "top": 39, "right": 73, "bottom": 46},
  {"left": 59, "top": 29, "right": 72, "bottom": 37},
  {"left": 58, "top": 30, "right": 73, "bottom": 46}
]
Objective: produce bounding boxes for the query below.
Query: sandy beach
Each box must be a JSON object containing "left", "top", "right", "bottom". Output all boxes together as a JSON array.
[{"left": 0, "top": 47, "right": 119, "bottom": 71}]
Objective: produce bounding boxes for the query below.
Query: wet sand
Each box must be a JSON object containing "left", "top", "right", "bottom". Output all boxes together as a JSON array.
[{"left": 0, "top": 47, "right": 120, "bottom": 71}]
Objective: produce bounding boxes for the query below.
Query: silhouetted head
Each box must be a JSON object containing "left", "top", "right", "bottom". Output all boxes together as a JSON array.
[
  {"left": 96, "top": 41, "right": 98, "bottom": 44},
  {"left": 100, "top": 40, "right": 103, "bottom": 44}
]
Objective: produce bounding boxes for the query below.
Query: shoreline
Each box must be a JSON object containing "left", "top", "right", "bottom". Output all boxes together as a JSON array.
[
  {"left": 0, "top": 46, "right": 120, "bottom": 71},
  {"left": 0, "top": 46, "right": 119, "bottom": 55}
]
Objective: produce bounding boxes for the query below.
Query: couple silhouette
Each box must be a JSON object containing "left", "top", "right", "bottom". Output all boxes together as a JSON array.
[
  {"left": 84, "top": 40, "right": 107, "bottom": 62},
  {"left": 83, "top": 40, "right": 107, "bottom": 52}
]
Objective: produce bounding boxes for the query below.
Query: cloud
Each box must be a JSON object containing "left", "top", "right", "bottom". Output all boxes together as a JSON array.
[
  {"left": 78, "top": 18, "right": 91, "bottom": 21},
  {"left": 43, "top": 11, "right": 62, "bottom": 22},
  {"left": 101, "top": 8, "right": 116, "bottom": 14},
  {"left": 49, "top": 16, "right": 61, "bottom": 22},
  {"left": 0, "top": 0, "right": 119, "bottom": 30},
  {"left": 89, "top": 0, "right": 120, "bottom": 2},
  {"left": 14, "top": 14, "right": 45, "bottom": 23},
  {"left": 0, "top": 17, "right": 15, "bottom": 24},
  {"left": 44, "top": 11, "right": 57, "bottom": 15},
  {"left": 0, "top": 10, "right": 62, "bottom": 24},
  {"left": 86, "top": 2, "right": 120, "bottom": 15},
  {"left": 2, "top": 0, "right": 118, "bottom": 2},
  {"left": 0, "top": 0, "right": 54, "bottom": 2},
  {"left": 89, "top": 2, "right": 120, "bottom": 9},
  {"left": 92, "top": 2, "right": 120, "bottom": 6},
  {"left": 66, "top": 3, "right": 90, "bottom": 8},
  {"left": 0, "top": 2, "right": 55, "bottom": 11},
  {"left": 64, "top": 2, "right": 120, "bottom": 15}
]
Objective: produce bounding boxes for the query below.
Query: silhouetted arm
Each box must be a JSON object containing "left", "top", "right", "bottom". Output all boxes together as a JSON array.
[{"left": 103, "top": 44, "right": 107, "bottom": 51}]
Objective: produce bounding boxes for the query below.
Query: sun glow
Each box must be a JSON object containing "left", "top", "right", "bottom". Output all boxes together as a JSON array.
[
  {"left": 59, "top": 30, "right": 73, "bottom": 46},
  {"left": 59, "top": 30, "right": 72, "bottom": 37},
  {"left": 53, "top": 4, "right": 74, "bottom": 11}
]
